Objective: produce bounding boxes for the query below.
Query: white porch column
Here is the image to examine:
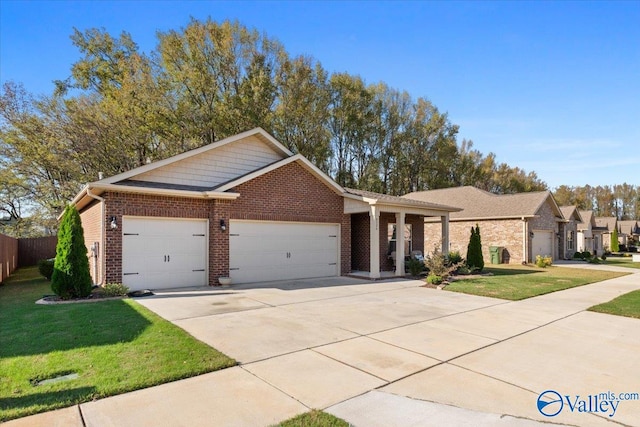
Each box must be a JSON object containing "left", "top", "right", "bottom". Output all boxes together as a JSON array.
[
  {"left": 395, "top": 212, "right": 406, "bottom": 276},
  {"left": 441, "top": 214, "right": 449, "bottom": 255},
  {"left": 369, "top": 205, "right": 380, "bottom": 279}
]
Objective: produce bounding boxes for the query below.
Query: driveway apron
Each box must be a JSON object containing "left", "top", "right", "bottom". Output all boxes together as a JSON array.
[{"left": 132, "top": 271, "right": 640, "bottom": 426}]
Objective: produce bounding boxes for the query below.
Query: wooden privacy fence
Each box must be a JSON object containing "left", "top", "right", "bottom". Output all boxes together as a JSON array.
[
  {"left": 0, "top": 234, "right": 58, "bottom": 282},
  {"left": 0, "top": 233, "right": 19, "bottom": 283},
  {"left": 18, "top": 236, "right": 58, "bottom": 267}
]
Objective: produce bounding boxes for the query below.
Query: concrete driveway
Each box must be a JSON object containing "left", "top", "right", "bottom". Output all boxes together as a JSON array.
[{"left": 9, "top": 269, "right": 640, "bottom": 427}]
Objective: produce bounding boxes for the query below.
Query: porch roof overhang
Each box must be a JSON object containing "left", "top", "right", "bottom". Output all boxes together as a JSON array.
[{"left": 343, "top": 188, "right": 461, "bottom": 217}]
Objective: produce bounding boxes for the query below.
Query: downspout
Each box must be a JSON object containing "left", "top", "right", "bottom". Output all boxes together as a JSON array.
[
  {"left": 522, "top": 217, "right": 528, "bottom": 264},
  {"left": 86, "top": 188, "right": 105, "bottom": 285}
]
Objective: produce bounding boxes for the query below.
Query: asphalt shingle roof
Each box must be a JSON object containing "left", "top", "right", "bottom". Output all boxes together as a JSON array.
[
  {"left": 560, "top": 206, "right": 581, "bottom": 222},
  {"left": 595, "top": 216, "right": 617, "bottom": 231},
  {"left": 403, "top": 186, "right": 557, "bottom": 220},
  {"left": 618, "top": 220, "right": 640, "bottom": 235}
]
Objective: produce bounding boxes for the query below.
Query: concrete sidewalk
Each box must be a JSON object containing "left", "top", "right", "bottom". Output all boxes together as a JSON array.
[{"left": 5, "top": 269, "right": 640, "bottom": 427}]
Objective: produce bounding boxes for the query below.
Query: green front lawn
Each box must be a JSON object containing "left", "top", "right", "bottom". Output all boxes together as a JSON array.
[
  {"left": 604, "top": 257, "right": 640, "bottom": 269},
  {"left": 275, "top": 410, "right": 349, "bottom": 427},
  {"left": 588, "top": 290, "right": 640, "bottom": 319},
  {"left": 0, "top": 267, "right": 236, "bottom": 422},
  {"left": 445, "top": 264, "right": 628, "bottom": 300}
]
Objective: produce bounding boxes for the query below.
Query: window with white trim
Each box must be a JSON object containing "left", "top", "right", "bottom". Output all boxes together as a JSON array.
[
  {"left": 567, "top": 230, "right": 575, "bottom": 251},
  {"left": 388, "top": 223, "right": 412, "bottom": 255}
]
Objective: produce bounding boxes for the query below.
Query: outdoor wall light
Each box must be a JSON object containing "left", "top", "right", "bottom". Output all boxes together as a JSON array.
[
  {"left": 220, "top": 219, "right": 226, "bottom": 231},
  {"left": 110, "top": 216, "right": 117, "bottom": 230},
  {"left": 529, "top": 231, "right": 534, "bottom": 238}
]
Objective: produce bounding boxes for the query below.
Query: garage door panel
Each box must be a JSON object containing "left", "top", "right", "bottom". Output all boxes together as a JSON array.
[
  {"left": 292, "top": 248, "right": 336, "bottom": 264},
  {"left": 122, "top": 217, "right": 208, "bottom": 291},
  {"left": 229, "top": 221, "right": 339, "bottom": 284},
  {"left": 532, "top": 230, "right": 553, "bottom": 259}
]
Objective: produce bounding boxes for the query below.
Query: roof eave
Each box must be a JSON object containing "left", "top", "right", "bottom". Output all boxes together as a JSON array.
[
  {"left": 344, "top": 192, "right": 461, "bottom": 213},
  {"left": 451, "top": 214, "right": 538, "bottom": 221},
  {"left": 88, "top": 183, "right": 240, "bottom": 200}
]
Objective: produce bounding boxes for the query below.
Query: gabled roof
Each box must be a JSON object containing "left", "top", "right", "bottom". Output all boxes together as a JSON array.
[
  {"left": 70, "top": 129, "right": 346, "bottom": 212},
  {"left": 559, "top": 206, "right": 583, "bottom": 222},
  {"left": 98, "top": 128, "right": 293, "bottom": 185},
  {"left": 344, "top": 188, "right": 460, "bottom": 212},
  {"left": 578, "top": 210, "right": 595, "bottom": 230},
  {"left": 403, "top": 186, "right": 563, "bottom": 221},
  {"left": 618, "top": 220, "right": 640, "bottom": 236},
  {"left": 595, "top": 216, "right": 617, "bottom": 231}
]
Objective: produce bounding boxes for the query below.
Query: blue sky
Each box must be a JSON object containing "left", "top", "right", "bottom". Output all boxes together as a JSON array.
[{"left": 1, "top": 0, "right": 638, "bottom": 189}]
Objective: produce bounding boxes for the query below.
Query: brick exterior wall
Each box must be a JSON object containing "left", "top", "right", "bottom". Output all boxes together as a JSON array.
[
  {"left": 424, "top": 199, "right": 561, "bottom": 264},
  {"left": 426, "top": 219, "right": 526, "bottom": 264},
  {"left": 79, "top": 200, "right": 103, "bottom": 284},
  {"left": 92, "top": 161, "right": 351, "bottom": 286},
  {"left": 409, "top": 215, "right": 425, "bottom": 256},
  {"left": 559, "top": 219, "right": 578, "bottom": 259},
  {"left": 351, "top": 213, "right": 370, "bottom": 271}
]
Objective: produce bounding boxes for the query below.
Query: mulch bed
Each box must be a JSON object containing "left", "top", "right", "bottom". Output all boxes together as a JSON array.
[{"left": 37, "top": 289, "right": 127, "bottom": 305}]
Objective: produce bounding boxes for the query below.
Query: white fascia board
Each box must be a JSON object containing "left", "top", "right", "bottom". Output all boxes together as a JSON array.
[
  {"left": 70, "top": 185, "right": 89, "bottom": 206},
  {"left": 376, "top": 201, "right": 456, "bottom": 213},
  {"left": 342, "top": 192, "right": 378, "bottom": 204},
  {"left": 90, "top": 183, "right": 240, "bottom": 200},
  {"left": 344, "top": 193, "right": 459, "bottom": 217}
]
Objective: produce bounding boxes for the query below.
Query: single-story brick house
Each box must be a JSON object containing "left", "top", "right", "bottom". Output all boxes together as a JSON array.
[
  {"left": 71, "top": 128, "right": 458, "bottom": 290},
  {"left": 403, "top": 186, "right": 566, "bottom": 263},
  {"left": 618, "top": 220, "right": 640, "bottom": 247},
  {"left": 559, "top": 206, "right": 582, "bottom": 259},
  {"left": 596, "top": 216, "right": 618, "bottom": 251},
  {"left": 577, "top": 210, "right": 604, "bottom": 255}
]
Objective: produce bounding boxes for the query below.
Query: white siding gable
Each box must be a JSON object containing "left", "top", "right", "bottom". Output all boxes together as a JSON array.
[{"left": 131, "top": 136, "right": 284, "bottom": 188}]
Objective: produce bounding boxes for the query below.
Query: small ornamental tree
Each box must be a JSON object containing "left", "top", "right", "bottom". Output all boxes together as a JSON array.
[
  {"left": 51, "top": 205, "right": 92, "bottom": 299},
  {"left": 611, "top": 228, "right": 620, "bottom": 253},
  {"left": 466, "top": 224, "right": 485, "bottom": 272}
]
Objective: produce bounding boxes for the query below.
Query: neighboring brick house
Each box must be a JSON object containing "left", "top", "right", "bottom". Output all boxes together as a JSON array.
[
  {"left": 596, "top": 216, "right": 618, "bottom": 251},
  {"left": 403, "top": 186, "right": 565, "bottom": 263},
  {"left": 618, "top": 220, "right": 640, "bottom": 247},
  {"left": 577, "top": 210, "right": 604, "bottom": 255},
  {"left": 71, "top": 128, "right": 458, "bottom": 290},
  {"left": 559, "top": 206, "right": 582, "bottom": 259}
]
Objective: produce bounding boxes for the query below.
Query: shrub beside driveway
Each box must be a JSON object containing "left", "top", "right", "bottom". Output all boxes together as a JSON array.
[
  {"left": 0, "top": 267, "right": 236, "bottom": 422},
  {"left": 445, "top": 264, "right": 629, "bottom": 300}
]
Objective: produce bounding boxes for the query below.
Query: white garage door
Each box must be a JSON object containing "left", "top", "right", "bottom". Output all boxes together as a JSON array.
[
  {"left": 122, "top": 217, "right": 208, "bottom": 291},
  {"left": 532, "top": 230, "right": 553, "bottom": 260},
  {"left": 229, "top": 221, "right": 339, "bottom": 284}
]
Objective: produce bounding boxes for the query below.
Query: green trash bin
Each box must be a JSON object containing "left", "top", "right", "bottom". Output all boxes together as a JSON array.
[{"left": 489, "top": 246, "right": 503, "bottom": 264}]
